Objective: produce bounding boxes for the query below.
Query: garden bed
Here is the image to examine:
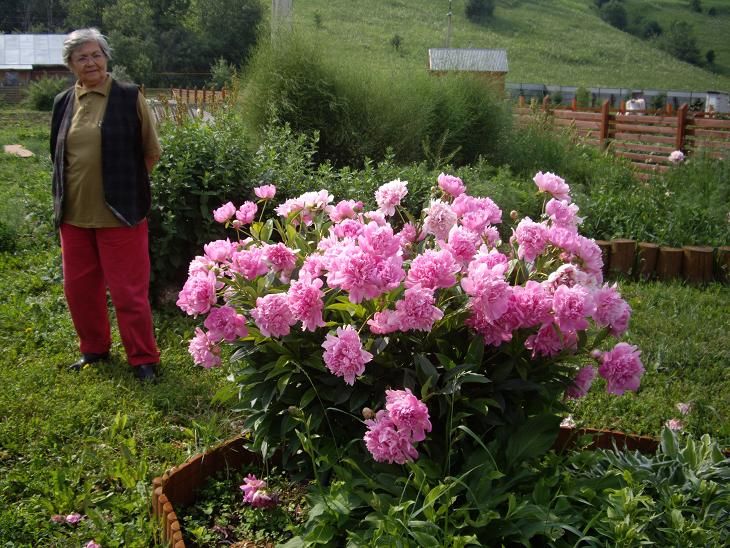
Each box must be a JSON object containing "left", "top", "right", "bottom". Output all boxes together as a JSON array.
[{"left": 152, "top": 427, "right": 670, "bottom": 547}]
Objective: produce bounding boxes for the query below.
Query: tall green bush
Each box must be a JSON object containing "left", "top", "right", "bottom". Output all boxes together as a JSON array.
[
  {"left": 148, "top": 112, "right": 254, "bottom": 297},
  {"left": 240, "top": 34, "right": 511, "bottom": 168},
  {"left": 23, "top": 77, "right": 71, "bottom": 111}
]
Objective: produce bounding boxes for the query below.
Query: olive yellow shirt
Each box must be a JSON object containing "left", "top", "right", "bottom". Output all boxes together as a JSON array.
[{"left": 63, "top": 75, "right": 161, "bottom": 227}]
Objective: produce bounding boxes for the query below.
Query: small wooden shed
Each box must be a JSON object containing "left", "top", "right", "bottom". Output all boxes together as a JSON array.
[
  {"left": 428, "top": 48, "right": 508, "bottom": 89},
  {"left": 0, "top": 34, "right": 71, "bottom": 101}
]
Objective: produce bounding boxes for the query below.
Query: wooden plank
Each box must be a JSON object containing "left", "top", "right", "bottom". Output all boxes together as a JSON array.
[
  {"left": 691, "top": 117, "right": 730, "bottom": 129},
  {"left": 613, "top": 132, "right": 676, "bottom": 144},
  {"left": 554, "top": 118, "right": 601, "bottom": 130},
  {"left": 616, "top": 151, "right": 670, "bottom": 163},
  {"left": 687, "top": 138, "right": 730, "bottom": 150},
  {"left": 686, "top": 128, "right": 730, "bottom": 139},
  {"left": 614, "top": 123, "right": 677, "bottom": 134},
  {"left": 552, "top": 110, "right": 603, "bottom": 121},
  {"left": 618, "top": 114, "right": 678, "bottom": 125},
  {"left": 611, "top": 142, "right": 674, "bottom": 154}
]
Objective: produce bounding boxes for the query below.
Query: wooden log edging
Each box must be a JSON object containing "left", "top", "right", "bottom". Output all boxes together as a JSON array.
[
  {"left": 597, "top": 239, "right": 728, "bottom": 284},
  {"left": 151, "top": 435, "right": 259, "bottom": 547}
]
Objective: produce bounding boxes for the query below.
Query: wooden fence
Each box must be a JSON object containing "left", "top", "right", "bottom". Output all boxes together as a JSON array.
[
  {"left": 514, "top": 97, "right": 730, "bottom": 178},
  {"left": 144, "top": 87, "right": 229, "bottom": 125}
]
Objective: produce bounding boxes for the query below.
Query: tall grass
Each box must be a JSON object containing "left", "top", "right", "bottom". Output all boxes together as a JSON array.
[{"left": 240, "top": 33, "right": 511, "bottom": 168}]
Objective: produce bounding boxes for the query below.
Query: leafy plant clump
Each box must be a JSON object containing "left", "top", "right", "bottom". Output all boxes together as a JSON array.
[
  {"left": 177, "top": 169, "right": 648, "bottom": 544},
  {"left": 178, "top": 467, "right": 309, "bottom": 546},
  {"left": 23, "top": 77, "right": 71, "bottom": 111}
]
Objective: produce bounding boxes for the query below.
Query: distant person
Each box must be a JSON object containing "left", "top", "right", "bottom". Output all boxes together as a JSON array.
[{"left": 50, "top": 28, "right": 161, "bottom": 382}]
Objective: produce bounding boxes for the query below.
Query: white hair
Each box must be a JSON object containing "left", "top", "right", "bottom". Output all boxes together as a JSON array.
[{"left": 63, "top": 28, "right": 112, "bottom": 67}]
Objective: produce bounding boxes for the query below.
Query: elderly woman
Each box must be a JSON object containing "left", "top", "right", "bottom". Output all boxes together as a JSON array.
[{"left": 50, "top": 28, "right": 161, "bottom": 381}]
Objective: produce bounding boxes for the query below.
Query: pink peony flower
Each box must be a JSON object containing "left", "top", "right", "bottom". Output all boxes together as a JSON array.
[
  {"left": 367, "top": 309, "right": 402, "bottom": 335},
  {"left": 552, "top": 284, "right": 595, "bottom": 332},
  {"left": 665, "top": 418, "right": 684, "bottom": 431},
  {"left": 333, "top": 218, "right": 364, "bottom": 239},
  {"left": 423, "top": 200, "right": 457, "bottom": 241},
  {"left": 254, "top": 184, "right": 277, "bottom": 200},
  {"left": 229, "top": 246, "right": 268, "bottom": 281},
  {"left": 240, "top": 474, "right": 277, "bottom": 508},
  {"left": 451, "top": 195, "right": 502, "bottom": 228},
  {"left": 263, "top": 243, "right": 298, "bottom": 281},
  {"left": 65, "top": 513, "right": 83, "bottom": 525},
  {"left": 321, "top": 325, "right": 373, "bottom": 385},
  {"left": 592, "top": 284, "right": 631, "bottom": 337},
  {"left": 326, "top": 243, "right": 404, "bottom": 304},
  {"left": 597, "top": 342, "right": 644, "bottom": 395},
  {"left": 329, "top": 199, "right": 363, "bottom": 223},
  {"left": 437, "top": 172, "right": 466, "bottom": 197},
  {"left": 565, "top": 365, "right": 596, "bottom": 399},
  {"left": 364, "top": 411, "right": 419, "bottom": 464},
  {"left": 514, "top": 218, "right": 549, "bottom": 262},
  {"left": 545, "top": 198, "right": 582, "bottom": 228},
  {"left": 525, "top": 323, "right": 578, "bottom": 358},
  {"left": 385, "top": 388, "right": 432, "bottom": 442},
  {"left": 204, "top": 239, "right": 234, "bottom": 262},
  {"left": 288, "top": 276, "right": 326, "bottom": 332},
  {"left": 511, "top": 281, "right": 553, "bottom": 328},
  {"left": 375, "top": 179, "right": 409, "bottom": 216},
  {"left": 442, "top": 225, "right": 480, "bottom": 266},
  {"left": 250, "top": 293, "right": 296, "bottom": 338},
  {"left": 85, "top": 541, "right": 101, "bottom": 548},
  {"left": 213, "top": 201, "right": 236, "bottom": 223},
  {"left": 533, "top": 171, "right": 571, "bottom": 202},
  {"left": 668, "top": 150, "right": 684, "bottom": 164},
  {"left": 188, "top": 327, "right": 222, "bottom": 368},
  {"left": 204, "top": 305, "right": 248, "bottom": 342},
  {"left": 461, "top": 263, "right": 510, "bottom": 322},
  {"left": 676, "top": 402, "right": 692, "bottom": 415},
  {"left": 406, "top": 249, "right": 460, "bottom": 290},
  {"left": 177, "top": 271, "right": 218, "bottom": 316},
  {"left": 393, "top": 285, "right": 444, "bottom": 331},
  {"left": 235, "top": 201, "right": 258, "bottom": 224}
]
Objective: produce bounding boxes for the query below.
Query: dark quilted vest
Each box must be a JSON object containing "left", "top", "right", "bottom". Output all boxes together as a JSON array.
[{"left": 50, "top": 79, "right": 150, "bottom": 227}]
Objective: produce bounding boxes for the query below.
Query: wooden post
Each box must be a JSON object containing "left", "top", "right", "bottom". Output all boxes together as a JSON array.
[
  {"left": 676, "top": 103, "right": 688, "bottom": 151},
  {"left": 637, "top": 242, "right": 659, "bottom": 280},
  {"left": 571, "top": 97, "right": 577, "bottom": 111},
  {"left": 518, "top": 95, "right": 525, "bottom": 108},
  {"left": 656, "top": 247, "right": 683, "bottom": 281},
  {"left": 600, "top": 100, "right": 610, "bottom": 149},
  {"left": 665, "top": 103, "right": 673, "bottom": 115},
  {"left": 610, "top": 239, "right": 636, "bottom": 277},
  {"left": 222, "top": 86, "right": 226, "bottom": 100},
  {"left": 619, "top": 100, "right": 625, "bottom": 114},
  {"left": 682, "top": 246, "right": 714, "bottom": 284},
  {"left": 542, "top": 94, "right": 550, "bottom": 111}
]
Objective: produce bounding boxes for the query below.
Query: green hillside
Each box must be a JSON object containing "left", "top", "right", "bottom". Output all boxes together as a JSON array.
[{"left": 282, "top": 0, "right": 729, "bottom": 92}]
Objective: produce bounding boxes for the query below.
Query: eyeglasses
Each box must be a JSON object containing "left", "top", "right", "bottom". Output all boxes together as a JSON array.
[{"left": 73, "top": 51, "right": 106, "bottom": 65}]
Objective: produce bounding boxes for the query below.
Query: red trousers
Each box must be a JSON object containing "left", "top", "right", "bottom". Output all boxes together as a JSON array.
[{"left": 60, "top": 220, "right": 160, "bottom": 366}]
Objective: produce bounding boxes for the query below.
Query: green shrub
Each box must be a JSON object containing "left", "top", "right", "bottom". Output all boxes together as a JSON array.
[
  {"left": 241, "top": 34, "right": 510, "bottom": 169},
  {"left": 148, "top": 112, "right": 254, "bottom": 296},
  {"left": 465, "top": 0, "right": 495, "bottom": 22},
  {"left": 575, "top": 86, "right": 591, "bottom": 108},
  {"left": 600, "top": 0, "right": 628, "bottom": 30},
  {"left": 23, "top": 77, "right": 71, "bottom": 111}
]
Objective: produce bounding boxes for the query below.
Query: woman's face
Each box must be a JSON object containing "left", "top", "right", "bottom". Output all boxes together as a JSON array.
[{"left": 69, "top": 41, "right": 108, "bottom": 88}]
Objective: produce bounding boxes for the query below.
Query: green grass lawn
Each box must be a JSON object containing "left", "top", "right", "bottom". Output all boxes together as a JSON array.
[
  {"left": 1, "top": 113, "right": 728, "bottom": 544},
  {"left": 287, "top": 0, "right": 730, "bottom": 90}
]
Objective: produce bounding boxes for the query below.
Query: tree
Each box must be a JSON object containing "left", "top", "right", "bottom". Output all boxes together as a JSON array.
[
  {"left": 705, "top": 49, "right": 715, "bottom": 65},
  {"left": 600, "top": 0, "right": 628, "bottom": 31},
  {"left": 689, "top": 0, "right": 702, "bottom": 13},
  {"left": 465, "top": 0, "right": 495, "bottom": 22},
  {"left": 660, "top": 20, "right": 701, "bottom": 65}
]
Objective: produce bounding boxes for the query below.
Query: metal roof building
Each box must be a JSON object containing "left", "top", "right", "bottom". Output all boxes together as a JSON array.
[
  {"left": 428, "top": 48, "right": 508, "bottom": 74},
  {"left": 0, "top": 34, "right": 66, "bottom": 70}
]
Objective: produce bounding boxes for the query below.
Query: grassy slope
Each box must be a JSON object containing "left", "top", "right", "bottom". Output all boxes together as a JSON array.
[{"left": 286, "top": 0, "right": 730, "bottom": 91}]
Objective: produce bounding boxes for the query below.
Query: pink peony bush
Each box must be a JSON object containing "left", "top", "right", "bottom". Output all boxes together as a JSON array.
[{"left": 178, "top": 177, "right": 643, "bottom": 470}]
